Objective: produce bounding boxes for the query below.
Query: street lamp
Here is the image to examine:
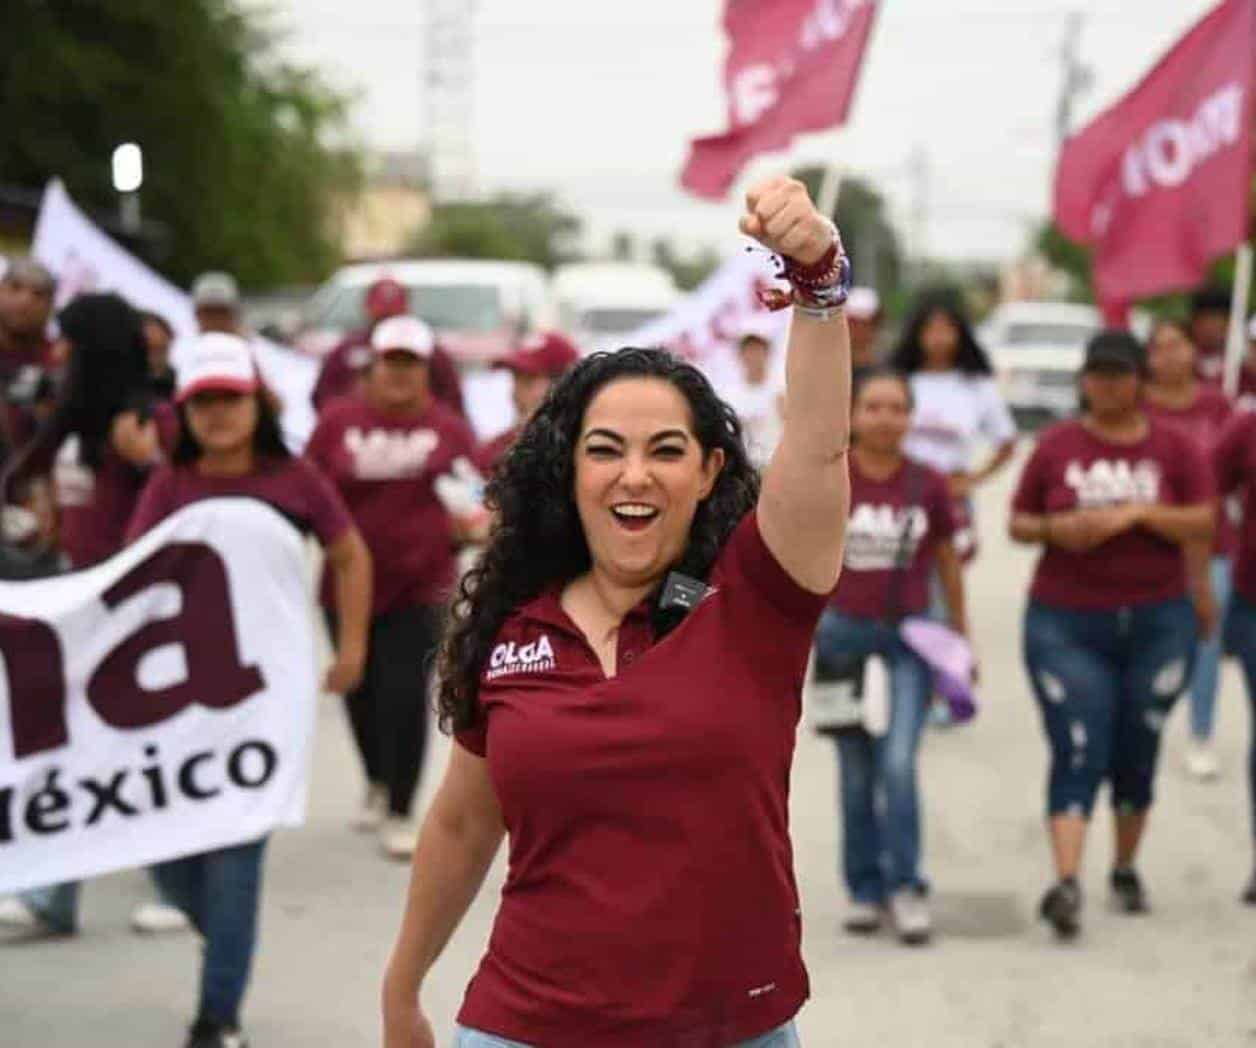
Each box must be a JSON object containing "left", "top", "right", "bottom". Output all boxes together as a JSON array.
[{"left": 111, "top": 142, "right": 143, "bottom": 234}]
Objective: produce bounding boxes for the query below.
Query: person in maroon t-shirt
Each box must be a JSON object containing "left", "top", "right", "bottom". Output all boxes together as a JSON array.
[
  {"left": 127, "top": 331, "right": 370, "bottom": 1048},
  {"left": 310, "top": 276, "right": 465, "bottom": 417},
  {"left": 1143, "top": 318, "right": 1235, "bottom": 779},
  {"left": 1212, "top": 410, "right": 1256, "bottom": 905},
  {"left": 382, "top": 177, "right": 850, "bottom": 1048},
  {"left": 1010, "top": 331, "right": 1213, "bottom": 940},
  {"left": 306, "top": 314, "right": 476, "bottom": 860},
  {"left": 472, "top": 331, "right": 581, "bottom": 475},
  {"left": 817, "top": 369, "right": 966, "bottom": 944}
]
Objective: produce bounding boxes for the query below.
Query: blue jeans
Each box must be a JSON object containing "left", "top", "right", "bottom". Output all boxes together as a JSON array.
[
  {"left": 453, "top": 1020, "right": 801, "bottom": 1047},
  {"left": 1223, "top": 594, "right": 1256, "bottom": 839},
  {"left": 19, "top": 881, "right": 80, "bottom": 934},
  {"left": 1024, "top": 598, "right": 1197, "bottom": 817},
  {"left": 150, "top": 837, "right": 268, "bottom": 1027},
  {"left": 815, "top": 609, "right": 932, "bottom": 901},
  {"left": 1188, "top": 556, "right": 1233, "bottom": 741}
]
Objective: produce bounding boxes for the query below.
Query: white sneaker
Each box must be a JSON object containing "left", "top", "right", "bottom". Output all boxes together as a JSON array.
[
  {"left": 380, "top": 816, "right": 418, "bottom": 860},
  {"left": 351, "top": 783, "right": 388, "bottom": 832},
  {"left": 843, "top": 901, "right": 883, "bottom": 935},
  {"left": 1185, "top": 741, "right": 1220, "bottom": 781},
  {"left": 130, "top": 901, "right": 191, "bottom": 934},
  {"left": 0, "top": 896, "right": 46, "bottom": 932},
  {"left": 889, "top": 889, "right": 932, "bottom": 946}
]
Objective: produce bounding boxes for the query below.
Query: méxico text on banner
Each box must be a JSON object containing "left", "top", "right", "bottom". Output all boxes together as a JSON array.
[{"left": 0, "top": 499, "right": 319, "bottom": 894}]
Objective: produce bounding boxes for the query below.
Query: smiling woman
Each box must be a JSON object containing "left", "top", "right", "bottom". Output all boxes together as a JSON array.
[{"left": 382, "top": 176, "right": 851, "bottom": 1048}]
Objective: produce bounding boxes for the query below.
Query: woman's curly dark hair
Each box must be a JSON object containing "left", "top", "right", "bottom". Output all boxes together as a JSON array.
[{"left": 437, "top": 346, "right": 760, "bottom": 735}]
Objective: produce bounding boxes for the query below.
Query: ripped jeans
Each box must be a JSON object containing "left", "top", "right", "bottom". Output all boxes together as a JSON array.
[{"left": 1023, "top": 598, "right": 1197, "bottom": 817}]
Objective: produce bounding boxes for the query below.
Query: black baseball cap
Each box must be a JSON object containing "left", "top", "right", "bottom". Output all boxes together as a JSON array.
[{"left": 1082, "top": 330, "right": 1146, "bottom": 374}]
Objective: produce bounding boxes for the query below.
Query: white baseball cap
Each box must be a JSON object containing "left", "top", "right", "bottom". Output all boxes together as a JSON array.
[
  {"left": 191, "top": 271, "right": 240, "bottom": 309},
  {"left": 845, "top": 287, "right": 882, "bottom": 321},
  {"left": 371, "top": 315, "right": 434, "bottom": 359},
  {"left": 176, "top": 332, "right": 259, "bottom": 403}
]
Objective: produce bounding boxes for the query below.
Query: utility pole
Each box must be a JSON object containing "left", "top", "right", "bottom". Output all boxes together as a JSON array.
[
  {"left": 1055, "top": 11, "right": 1092, "bottom": 149},
  {"left": 908, "top": 143, "right": 930, "bottom": 269},
  {"left": 423, "top": 0, "right": 477, "bottom": 202}
]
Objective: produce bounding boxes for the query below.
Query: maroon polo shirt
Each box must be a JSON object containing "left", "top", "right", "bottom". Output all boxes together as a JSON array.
[
  {"left": 831, "top": 457, "right": 956, "bottom": 620},
  {"left": 305, "top": 395, "right": 475, "bottom": 613},
  {"left": 454, "top": 512, "right": 824, "bottom": 1048},
  {"left": 1012, "top": 419, "right": 1212, "bottom": 610}
]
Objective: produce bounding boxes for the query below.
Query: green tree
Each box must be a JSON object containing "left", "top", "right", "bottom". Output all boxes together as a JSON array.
[
  {"left": 1034, "top": 221, "right": 1094, "bottom": 301},
  {"left": 410, "top": 193, "right": 582, "bottom": 271},
  {"left": 650, "top": 240, "right": 721, "bottom": 291},
  {"left": 791, "top": 168, "right": 904, "bottom": 299},
  {"left": 0, "top": 0, "right": 361, "bottom": 287}
]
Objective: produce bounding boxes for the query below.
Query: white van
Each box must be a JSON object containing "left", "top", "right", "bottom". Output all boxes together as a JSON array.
[
  {"left": 553, "top": 263, "right": 679, "bottom": 353},
  {"left": 980, "top": 302, "right": 1103, "bottom": 428},
  {"left": 297, "top": 259, "right": 553, "bottom": 365}
]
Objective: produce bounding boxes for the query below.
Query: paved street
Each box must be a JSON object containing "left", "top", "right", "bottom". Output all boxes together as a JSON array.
[{"left": 4, "top": 457, "right": 1256, "bottom": 1047}]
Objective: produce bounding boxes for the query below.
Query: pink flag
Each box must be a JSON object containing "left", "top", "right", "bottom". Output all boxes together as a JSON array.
[
  {"left": 681, "top": 0, "right": 878, "bottom": 200},
  {"left": 1053, "top": 0, "right": 1256, "bottom": 312}
]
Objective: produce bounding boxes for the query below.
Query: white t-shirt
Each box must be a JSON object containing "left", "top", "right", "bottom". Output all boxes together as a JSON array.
[
  {"left": 903, "top": 371, "right": 1016, "bottom": 475},
  {"left": 720, "top": 374, "right": 784, "bottom": 470}
]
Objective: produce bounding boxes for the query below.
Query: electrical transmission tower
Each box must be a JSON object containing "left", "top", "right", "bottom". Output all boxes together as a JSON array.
[
  {"left": 1055, "top": 11, "right": 1092, "bottom": 148},
  {"left": 424, "top": 0, "right": 477, "bottom": 202}
]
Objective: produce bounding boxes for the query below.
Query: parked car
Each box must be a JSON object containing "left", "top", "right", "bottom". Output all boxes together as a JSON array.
[
  {"left": 553, "top": 263, "right": 679, "bottom": 353},
  {"left": 980, "top": 302, "right": 1102, "bottom": 428},
  {"left": 295, "top": 259, "right": 554, "bottom": 365}
]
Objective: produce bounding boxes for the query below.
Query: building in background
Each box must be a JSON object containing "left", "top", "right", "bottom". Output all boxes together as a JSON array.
[{"left": 336, "top": 153, "right": 432, "bottom": 261}]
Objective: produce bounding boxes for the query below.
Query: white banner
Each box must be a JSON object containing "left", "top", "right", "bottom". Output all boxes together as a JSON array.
[
  {"left": 625, "top": 247, "right": 791, "bottom": 389},
  {"left": 0, "top": 498, "right": 318, "bottom": 893},
  {"left": 30, "top": 180, "right": 318, "bottom": 448}
]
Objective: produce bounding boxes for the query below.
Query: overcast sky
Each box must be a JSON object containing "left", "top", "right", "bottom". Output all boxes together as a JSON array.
[{"left": 254, "top": 0, "right": 1218, "bottom": 263}]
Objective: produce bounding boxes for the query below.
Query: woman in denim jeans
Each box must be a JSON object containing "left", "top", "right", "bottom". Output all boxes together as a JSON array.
[
  {"left": 816, "top": 370, "right": 969, "bottom": 945},
  {"left": 1212, "top": 410, "right": 1256, "bottom": 905},
  {"left": 1010, "top": 331, "right": 1213, "bottom": 939},
  {"left": 126, "top": 334, "right": 372, "bottom": 1048}
]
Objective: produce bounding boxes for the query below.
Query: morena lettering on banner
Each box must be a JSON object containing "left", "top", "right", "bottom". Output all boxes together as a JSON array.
[
  {"left": 0, "top": 498, "right": 319, "bottom": 895},
  {"left": 3, "top": 543, "right": 264, "bottom": 760}
]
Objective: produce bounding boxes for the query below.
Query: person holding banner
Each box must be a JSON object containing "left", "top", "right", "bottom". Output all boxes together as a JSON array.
[
  {"left": 382, "top": 176, "right": 848, "bottom": 1048},
  {"left": 815, "top": 368, "right": 966, "bottom": 945},
  {"left": 1143, "top": 318, "right": 1234, "bottom": 779},
  {"left": 125, "top": 331, "right": 371, "bottom": 1048},
  {"left": 306, "top": 314, "right": 476, "bottom": 860},
  {"left": 1010, "top": 331, "right": 1213, "bottom": 939},
  {"left": 0, "top": 293, "right": 187, "bottom": 942}
]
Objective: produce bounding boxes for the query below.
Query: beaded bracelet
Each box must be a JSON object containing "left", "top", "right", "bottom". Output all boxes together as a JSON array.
[{"left": 755, "top": 224, "right": 853, "bottom": 313}]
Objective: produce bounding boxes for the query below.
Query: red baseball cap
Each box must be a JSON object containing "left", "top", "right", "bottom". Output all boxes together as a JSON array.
[
  {"left": 365, "top": 277, "right": 408, "bottom": 321},
  {"left": 494, "top": 332, "right": 580, "bottom": 378}
]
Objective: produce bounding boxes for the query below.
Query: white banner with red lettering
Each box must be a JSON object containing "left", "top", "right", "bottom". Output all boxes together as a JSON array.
[
  {"left": 30, "top": 180, "right": 319, "bottom": 448},
  {"left": 0, "top": 498, "right": 318, "bottom": 893}
]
